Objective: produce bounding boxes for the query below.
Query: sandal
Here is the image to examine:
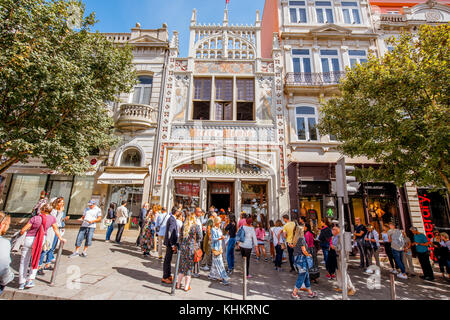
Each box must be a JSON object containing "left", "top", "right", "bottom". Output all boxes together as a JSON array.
[
  {"left": 291, "top": 291, "right": 301, "bottom": 299},
  {"left": 184, "top": 286, "right": 191, "bottom": 292},
  {"left": 308, "top": 292, "right": 317, "bottom": 298}
]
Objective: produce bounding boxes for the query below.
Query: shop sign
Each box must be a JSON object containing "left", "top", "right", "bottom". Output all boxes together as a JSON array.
[{"left": 418, "top": 194, "right": 434, "bottom": 240}]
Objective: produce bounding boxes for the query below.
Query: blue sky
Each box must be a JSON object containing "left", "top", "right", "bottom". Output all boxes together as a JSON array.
[{"left": 84, "top": 0, "right": 266, "bottom": 56}]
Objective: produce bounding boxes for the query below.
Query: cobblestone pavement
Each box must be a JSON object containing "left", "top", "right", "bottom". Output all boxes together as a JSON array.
[{"left": 1, "top": 228, "right": 449, "bottom": 300}]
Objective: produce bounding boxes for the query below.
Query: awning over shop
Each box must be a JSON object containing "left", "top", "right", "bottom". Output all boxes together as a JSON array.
[{"left": 97, "top": 172, "right": 147, "bottom": 185}]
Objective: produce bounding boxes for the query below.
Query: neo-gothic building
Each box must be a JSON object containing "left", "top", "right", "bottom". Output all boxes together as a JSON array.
[{"left": 151, "top": 9, "right": 290, "bottom": 224}]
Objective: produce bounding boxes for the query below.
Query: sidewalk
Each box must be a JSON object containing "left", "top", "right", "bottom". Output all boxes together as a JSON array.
[{"left": 1, "top": 229, "right": 449, "bottom": 300}]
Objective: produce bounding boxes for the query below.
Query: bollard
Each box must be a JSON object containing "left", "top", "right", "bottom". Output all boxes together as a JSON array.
[
  {"left": 50, "top": 241, "right": 64, "bottom": 286},
  {"left": 171, "top": 246, "right": 181, "bottom": 296},
  {"left": 243, "top": 256, "right": 247, "bottom": 300},
  {"left": 390, "top": 273, "right": 396, "bottom": 300}
]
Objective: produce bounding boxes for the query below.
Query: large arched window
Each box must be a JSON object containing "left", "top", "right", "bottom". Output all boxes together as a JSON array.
[
  {"left": 132, "top": 76, "right": 153, "bottom": 105},
  {"left": 120, "top": 149, "right": 142, "bottom": 167},
  {"left": 295, "top": 106, "right": 319, "bottom": 141}
]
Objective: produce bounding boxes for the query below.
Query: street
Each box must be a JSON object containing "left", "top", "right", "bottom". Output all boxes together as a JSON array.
[{"left": 1, "top": 228, "right": 449, "bottom": 300}]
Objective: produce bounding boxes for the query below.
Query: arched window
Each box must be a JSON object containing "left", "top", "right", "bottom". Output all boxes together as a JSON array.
[
  {"left": 120, "top": 149, "right": 142, "bottom": 167},
  {"left": 295, "top": 106, "right": 319, "bottom": 141},
  {"left": 132, "top": 76, "right": 153, "bottom": 105}
]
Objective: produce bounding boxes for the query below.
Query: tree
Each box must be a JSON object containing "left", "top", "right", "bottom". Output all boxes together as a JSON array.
[
  {"left": 0, "top": 0, "right": 136, "bottom": 175},
  {"left": 318, "top": 24, "right": 449, "bottom": 190}
]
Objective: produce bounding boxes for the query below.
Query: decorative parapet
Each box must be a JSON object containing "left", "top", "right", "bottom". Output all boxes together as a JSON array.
[
  {"left": 116, "top": 103, "right": 158, "bottom": 131},
  {"left": 285, "top": 72, "right": 346, "bottom": 86}
]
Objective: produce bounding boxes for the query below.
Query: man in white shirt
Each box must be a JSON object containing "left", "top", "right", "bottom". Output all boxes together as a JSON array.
[
  {"left": 70, "top": 200, "right": 102, "bottom": 258},
  {"left": 115, "top": 201, "right": 129, "bottom": 244},
  {"left": 155, "top": 208, "right": 169, "bottom": 259}
]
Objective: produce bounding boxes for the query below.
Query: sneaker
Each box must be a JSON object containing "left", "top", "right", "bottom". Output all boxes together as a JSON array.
[
  {"left": 69, "top": 252, "right": 79, "bottom": 258},
  {"left": 246, "top": 275, "right": 253, "bottom": 279},
  {"left": 264, "top": 258, "right": 269, "bottom": 262},
  {"left": 365, "top": 268, "right": 374, "bottom": 274},
  {"left": 50, "top": 259, "right": 56, "bottom": 263},
  {"left": 18, "top": 283, "right": 25, "bottom": 290},
  {"left": 390, "top": 269, "right": 398, "bottom": 274},
  {"left": 192, "top": 273, "right": 200, "bottom": 278},
  {"left": 201, "top": 266, "right": 210, "bottom": 271},
  {"left": 397, "top": 273, "right": 408, "bottom": 280},
  {"left": 80, "top": 252, "right": 87, "bottom": 258},
  {"left": 222, "top": 280, "right": 230, "bottom": 286},
  {"left": 37, "top": 269, "right": 45, "bottom": 276},
  {"left": 326, "top": 274, "right": 331, "bottom": 279},
  {"left": 331, "top": 274, "right": 336, "bottom": 279},
  {"left": 25, "top": 281, "right": 35, "bottom": 289}
]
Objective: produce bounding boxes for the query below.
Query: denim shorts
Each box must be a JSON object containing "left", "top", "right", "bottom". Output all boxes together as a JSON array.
[{"left": 75, "top": 227, "right": 95, "bottom": 247}]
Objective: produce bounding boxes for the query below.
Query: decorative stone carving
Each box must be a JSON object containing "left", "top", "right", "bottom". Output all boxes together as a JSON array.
[{"left": 258, "top": 77, "right": 275, "bottom": 122}]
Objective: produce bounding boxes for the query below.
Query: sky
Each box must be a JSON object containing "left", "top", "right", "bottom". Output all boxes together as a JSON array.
[{"left": 83, "top": 0, "right": 266, "bottom": 57}]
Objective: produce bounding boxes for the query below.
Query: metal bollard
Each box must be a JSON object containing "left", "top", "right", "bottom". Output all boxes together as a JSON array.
[
  {"left": 171, "top": 246, "right": 181, "bottom": 296},
  {"left": 389, "top": 273, "right": 396, "bottom": 300},
  {"left": 243, "top": 256, "right": 247, "bottom": 300},
  {"left": 50, "top": 241, "right": 64, "bottom": 286}
]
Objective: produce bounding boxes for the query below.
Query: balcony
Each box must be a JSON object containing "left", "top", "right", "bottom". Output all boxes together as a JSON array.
[
  {"left": 115, "top": 103, "right": 158, "bottom": 131},
  {"left": 285, "top": 72, "right": 346, "bottom": 86}
]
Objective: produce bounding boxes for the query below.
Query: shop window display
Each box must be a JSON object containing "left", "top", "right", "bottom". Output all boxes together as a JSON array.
[
  {"left": 67, "top": 177, "right": 95, "bottom": 216},
  {"left": 299, "top": 198, "right": 322, "bottom": 233},
  {"left": 174, "top": 181, "right": 200, "bottom": 210},
  {"left": 367, "top": 198, "right": 398, "bottom": 235},
  {"left": 5, "top": 174, "right": 47, "bottom": 214},
  {"left": 241, "top": 183, "right": 268, "bottom": 228},
  {"left": 109, "top": 185, "right": 143, "bottom": 230}
]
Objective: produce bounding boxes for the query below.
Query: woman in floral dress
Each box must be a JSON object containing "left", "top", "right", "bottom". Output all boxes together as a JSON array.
[
  {"left": 176, "top": 212, "right": 202, "bottom": 292},
  {"left": 141, "top": 209, "right": 154, "bottom": 256}
]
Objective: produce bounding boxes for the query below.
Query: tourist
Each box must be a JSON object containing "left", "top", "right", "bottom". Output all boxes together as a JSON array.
[
  {"left": 304, "top": 223, "right": 319, "bottom": 283},
  {"left": 38, "top": 197, "right": 68, "bottom": 275},
  {"left": 333, "top": 226, "right": 356, "bottom": 296},
  {"left": 136, "top": 203, "right": 150, "bottom": 246},
  {"left": 387, "top": 222, "right": 408, "bottom": 279},
  {"left": 255, "top": 222, "right": 267, "bottom": 261},
  {"left": 0, "top": 211, "right": 14, "bottom": 294},
  {"left": 141, "top": 209, "right": 154, "bottom": 256},
  {"left": 364, "top": 224, "right": 380, "bottom": 272},
  {"left": 105, "top": 203, "right": 117, "bottom": 242},
  {"left": 354, "top": 217, "right": 369, "bottom": 269},
  {"left": 437, "top": 233, "right": 449, "bottom": 279},
  {"left": 18, "top": 204, "right": 66, "bottom": 289},
  {"left": 326, "top": 226, "right": 338, "bottom": 281},
  {"left": 268, "top": 220, "right": 275, "bottom": 262},
  {"left": 161, "top": 209, "right": 178, "bottom": 284},
  {"left": 291, "top": 226, "right": 317, "bottom": 299},
  {"left": 115, "top": 201, "right": 129, "bottom": 244},
  {"left": 200, "top": 211, "right": 216, "bottom": 271},
  {"left": 176, "top": 211, "right": 203, "bottom": 291},
  {"left": 31, "top": 190, "right": 48, "bottom": 217},
  {"left": 193, "top": 207, "right": 204, "bottom": 277},
  {"left": 69, "top": 200, "right": 102, "bottom": 258},
  {"left": 381, "top": 224, "right": 399, "bottom": 273},
  {"left": 318, "top": 218, "right": 332, "bottom": 267},
  {"left": 237, "top": 218, "right": 258, "bottom": 278},
  {"left": 403, "top": 231, "right": 416, "bottom": 277},
  {"left": 282, "top": 214, "right": 296, "bottom": 272},
  {"left": 411, "top": 227, "right": 434, "bottom": 281},
  {"left": 153, "top": 205, "right": 161, "bottom": 252},
  {"left": 156, "top": 207, "right": 169, "bottom": 259},
  {"left": 272, "top": 220, "right": 285, "bottom": 271},
  {"left": 209, "top": 217, "right": 231, "bottom": 286},
  {"left": 238, "top": 212, "right": 247, "bottom": 229},
  {"left": 225, "top": 215, "right": 237, "bottom": 274}
]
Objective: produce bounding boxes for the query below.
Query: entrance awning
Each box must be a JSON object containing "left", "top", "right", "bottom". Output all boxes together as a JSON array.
[{"left": 97, "top": 172, "right": 147, "bottom": 185}]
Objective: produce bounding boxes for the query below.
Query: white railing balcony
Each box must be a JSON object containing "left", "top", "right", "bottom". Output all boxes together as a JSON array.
[{"left": 115, "top": 103, "right": 158, "bottom": 131}]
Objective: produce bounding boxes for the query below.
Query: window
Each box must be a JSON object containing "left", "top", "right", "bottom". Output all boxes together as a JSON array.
[
  {"left": 292, "top": 49, "right": 312, "bottom": 83},
  {"left": 316, "top": 1, "right": 334, "bottom": 23},
  {"left": 121, "top": 149, "right": 142, "bottom": 167},
  {"left": 5, "top": 174, "right": 47, "bottom": 213},
  {"left": 193, "top": 78, "right": 212, "bottom": 120},
  {"left": 289, "top": 1, "right": 308, "bottom": 23},
  {"left": 132, "top": 76, "right": 153, "bottom": 105},
  {"left": 237, "top": 79, "right": 254, "bottom": 121},
  {"left": 296, "top": 106, "right": 319, "bottom": 141},
  {"left": 215, "top": 78, "right": 233, "bottom": 120},
  {"left": 349, "top": 50, "right": 367, "bottom": 67},
  {"left": 320, "top": 49, "right": 341, "bottom": 82},
  {"left": 192, "top": 77, "right": 254, "bottom": 121},
  {"left": 342, "top": 2, "right": 361, "bottom": 24}
]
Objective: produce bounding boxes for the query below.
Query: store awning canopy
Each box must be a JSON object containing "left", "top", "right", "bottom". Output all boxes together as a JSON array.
[{"left": 97, "top": 172, "right": 148, "bottom": 185}]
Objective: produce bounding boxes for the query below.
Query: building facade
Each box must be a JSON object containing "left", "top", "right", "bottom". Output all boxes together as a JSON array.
[{"left": 151, "top": 9, "right": 290, "bottom": 224}]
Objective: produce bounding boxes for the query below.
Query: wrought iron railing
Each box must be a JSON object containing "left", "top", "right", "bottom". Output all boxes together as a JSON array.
[{"left": 285, "top": 72, "right": 346, "bottom": 86}]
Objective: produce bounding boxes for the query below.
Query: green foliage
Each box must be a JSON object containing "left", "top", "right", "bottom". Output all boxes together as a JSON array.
[
  {"left": 318, "top": 24, "right": 450, "bottom": 190},
  {"left": 0, "top": 0, "right": 136, "bottom": 175}
]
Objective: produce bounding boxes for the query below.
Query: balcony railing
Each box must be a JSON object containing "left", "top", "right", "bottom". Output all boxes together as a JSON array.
[
  {"left": 115, "top": 103, "right": 158, "bottom": 131},
  {"left": 285, "top": 72, "right": 346, "bottom": 87}
]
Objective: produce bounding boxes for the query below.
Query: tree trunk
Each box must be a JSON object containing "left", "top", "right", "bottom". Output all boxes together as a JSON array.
[{"left": 0, "top": 156, "right": 18, "bottom": 175}]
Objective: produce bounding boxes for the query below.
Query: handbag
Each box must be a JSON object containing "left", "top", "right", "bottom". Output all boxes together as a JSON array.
[
  {"left": 194, "top": 225, "right": 203, "bottom": 263},
  {"left": 212, "top": 248, "right": 223, "bottom": 256}
]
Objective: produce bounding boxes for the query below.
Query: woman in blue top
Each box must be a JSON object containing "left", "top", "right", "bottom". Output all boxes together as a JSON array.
[{"left": 209, "top": 217, "right": 230, "bottom": 286}]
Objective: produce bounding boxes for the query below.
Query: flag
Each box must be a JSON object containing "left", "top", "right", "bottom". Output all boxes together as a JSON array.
[{"left": 226, "top": 0, "right": 229, "bottom": 4}]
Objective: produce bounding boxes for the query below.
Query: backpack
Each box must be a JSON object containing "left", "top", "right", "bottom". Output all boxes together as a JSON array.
[
  {"left": 391, "top": 229, "right": 405, "bottom": 250},
  {"left": 237, "top": 226, "right": 246, "bottom": 243}
]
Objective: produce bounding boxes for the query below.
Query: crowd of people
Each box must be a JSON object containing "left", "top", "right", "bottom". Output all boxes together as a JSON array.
[{"left": 0, "top": 193, "right": 449, "bottom": 298}]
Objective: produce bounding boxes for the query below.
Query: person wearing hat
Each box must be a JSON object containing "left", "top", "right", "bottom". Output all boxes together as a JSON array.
[{"left": 70, "top": 200, "right": 102, "bottom": 258}]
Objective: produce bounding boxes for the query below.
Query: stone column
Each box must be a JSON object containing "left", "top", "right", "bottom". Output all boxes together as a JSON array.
[
  {"left": 200, "top": 178, "right": 207, "bottom": 210},
  {"left": 235, "top": 179, "right": 242, "bottom": 221}
]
